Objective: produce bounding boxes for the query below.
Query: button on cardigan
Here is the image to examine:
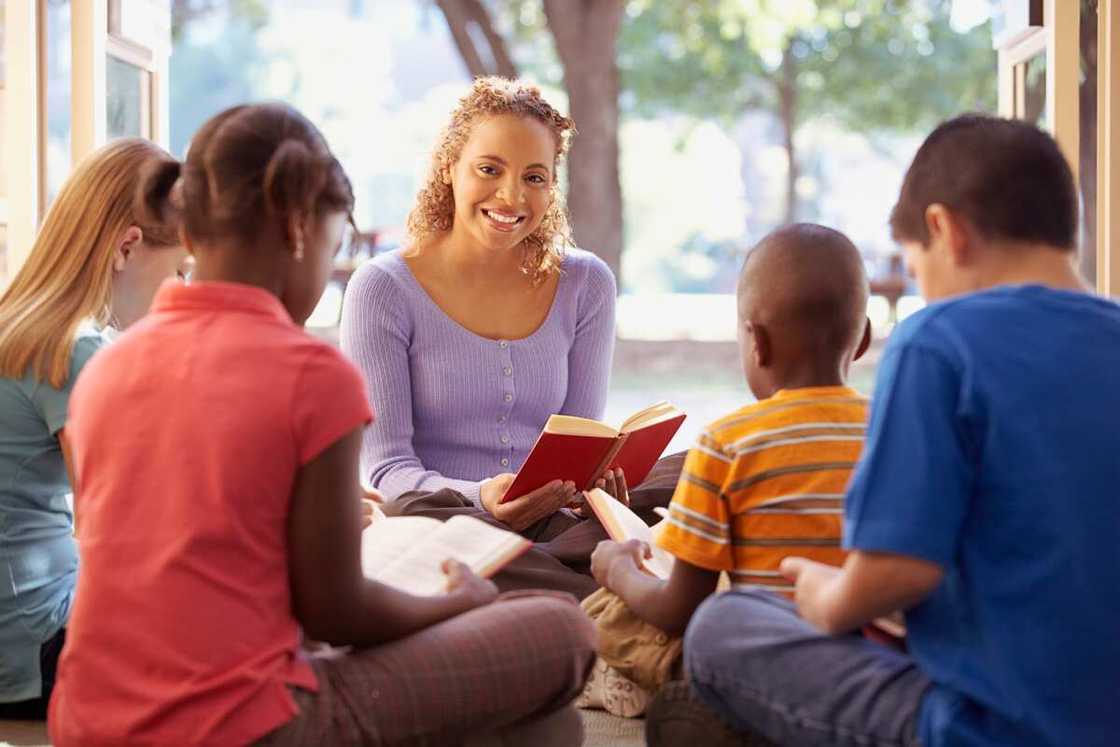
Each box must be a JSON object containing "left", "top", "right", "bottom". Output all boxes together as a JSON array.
[{"left": 340, "top": 248, "right": 616, "bottom": 504}]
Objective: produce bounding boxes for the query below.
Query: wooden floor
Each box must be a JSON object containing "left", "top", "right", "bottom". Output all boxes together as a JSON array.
[{"left": 2, "top": 712, "right": 642, "bottom": 746}]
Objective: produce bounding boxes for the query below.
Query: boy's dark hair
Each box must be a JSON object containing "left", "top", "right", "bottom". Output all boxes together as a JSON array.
[
  {"left": 137, "top": 102, "right": 354, "bottom": 248},
  {"left": 889, "top": 114, "right": 1077, "bottom": 251},
  {"left": 738, "top": 223, "right": 868, "bottom": 359}
]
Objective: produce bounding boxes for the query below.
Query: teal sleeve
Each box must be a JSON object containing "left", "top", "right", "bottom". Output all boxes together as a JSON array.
[{"left": 34, "top": 334, "right": 106, "bottom": 435}]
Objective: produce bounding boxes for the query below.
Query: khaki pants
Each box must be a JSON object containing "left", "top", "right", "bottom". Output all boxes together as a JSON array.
[{"left": 581, "top": 588, "right": 683, "bottom": 692}]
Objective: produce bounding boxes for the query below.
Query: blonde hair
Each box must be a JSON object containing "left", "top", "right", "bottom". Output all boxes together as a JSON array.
[
  {"left": 406, "top": 77, "right": 576, "bottom": 283},
  {"left": 0, "top": 138, "right": 179, "bottom": 388}
]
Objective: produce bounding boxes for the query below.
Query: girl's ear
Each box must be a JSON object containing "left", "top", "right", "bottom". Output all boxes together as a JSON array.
[{"left": 113, "top": 226, "right": 144, "bottom": 272}]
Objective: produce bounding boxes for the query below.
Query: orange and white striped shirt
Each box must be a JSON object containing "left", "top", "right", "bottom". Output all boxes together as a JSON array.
[{"left": 655, "top": 386, "right": 868, "bottom": 594}]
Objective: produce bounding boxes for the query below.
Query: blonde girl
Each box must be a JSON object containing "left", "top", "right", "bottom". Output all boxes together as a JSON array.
[{"left": 0, "top": 138, "right": 188, "bottom": 719}]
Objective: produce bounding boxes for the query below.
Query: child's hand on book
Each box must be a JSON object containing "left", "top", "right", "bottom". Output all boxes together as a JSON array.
[
  {"left": 360, "top": 487, "right": 386, "bottom": 529},
  {"left": 361, "top": 499, "right": 377, "bottom": 529},
  {"left": 780, "top": 556, "right": 842, "bottom": 631},
  {"left": 591, "top": 539, "right": 651, "bottom": 589},
  {"left": 480, "top": 474, "right": 576, "bottom": 531},
  {"left": 442, "top": 559, "right": 499, "bottom": 609}
]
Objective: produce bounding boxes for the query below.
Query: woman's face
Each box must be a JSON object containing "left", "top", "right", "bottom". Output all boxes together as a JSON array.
[
  {"left": 281, "top": 210, "right": 348, "bottom": 325},
  {"left": 447, "top": 114, "right": 556, "bottom": 255}
]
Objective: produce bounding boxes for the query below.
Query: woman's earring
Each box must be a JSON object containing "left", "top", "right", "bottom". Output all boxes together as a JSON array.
[{"left": 294, "top": 238, "right": 305, "bottom": 262}]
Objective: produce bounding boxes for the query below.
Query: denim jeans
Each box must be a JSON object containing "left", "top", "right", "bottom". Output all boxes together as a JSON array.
[
  {"left": 0, "top": 626, "right": 66, "bottom": 720},
  {"left": 685, "top": 590, "right": 931, "bottom": 747}
]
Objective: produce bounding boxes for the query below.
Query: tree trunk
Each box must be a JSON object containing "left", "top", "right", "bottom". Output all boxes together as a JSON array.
[
  {"left": 434, "top": 0, "right": 518, "bottom": 79},
  {"left": 778, "top": 38, "right": 799, "bottom": 224},
  {"left": 543, "top": 0, "right": 625, "bottom": 287}
]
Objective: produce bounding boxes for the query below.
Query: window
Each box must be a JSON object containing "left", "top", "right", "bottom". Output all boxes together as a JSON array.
[
  {"left": 105, "top": 0, "right": 169, "bottom": 144},
  {"left": 106, "top": 53, "right": 148, "bottom": 139}
]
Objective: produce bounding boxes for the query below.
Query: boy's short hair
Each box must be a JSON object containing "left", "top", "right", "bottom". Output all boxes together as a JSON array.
[
  {"left": 738, "top": 223, "right": 868, "bottom": 359},
  {"left": 889, "top": 114, "right": 1077, "bottom": 251}
]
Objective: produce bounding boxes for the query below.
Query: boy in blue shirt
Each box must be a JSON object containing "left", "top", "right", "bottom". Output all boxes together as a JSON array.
[{"left": 673, "top": 115, "right": 1120, "bottom": 747}]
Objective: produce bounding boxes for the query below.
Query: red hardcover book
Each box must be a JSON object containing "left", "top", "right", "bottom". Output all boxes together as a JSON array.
[{"left": 501, "top": 402, "right": 686, "bottom": 503}]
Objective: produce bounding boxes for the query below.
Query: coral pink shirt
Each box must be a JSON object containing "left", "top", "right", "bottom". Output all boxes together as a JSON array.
[{"left": 49, "top": 281, "right": 372, "bottom": 746}]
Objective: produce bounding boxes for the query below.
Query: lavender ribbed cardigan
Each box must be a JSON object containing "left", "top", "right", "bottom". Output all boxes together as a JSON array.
[{"left": 340, "top": 248, "right": 617, "bottom": 504}]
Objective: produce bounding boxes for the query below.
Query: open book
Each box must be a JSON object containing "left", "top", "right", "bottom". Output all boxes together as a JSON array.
[
  {"left": 361, "top": 513, "right": 530, "bottom": 596},
  {"left": 501, "top": 402, "right": 686, "bottom": 503},
  {"left": 583, "top": 488, "right": 675, "bottom": 579}
]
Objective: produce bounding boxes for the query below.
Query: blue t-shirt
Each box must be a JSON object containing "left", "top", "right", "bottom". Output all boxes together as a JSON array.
[
  {"left": 845, "top": 286, "right": 1120, "bottom": 747},
  {"left": 0, "top": 329, "right": 105, "bottom": 701}
]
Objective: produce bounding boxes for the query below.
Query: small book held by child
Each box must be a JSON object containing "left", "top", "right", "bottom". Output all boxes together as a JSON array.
[
  {"left": 501, "top": 402, "right": 686, "bottom": 503},
  {"left": 583, "top": 488, "right": 675, "bottom": 579},
  {"left": 361, "top": 513, "right": 531, "bottom": 595}
]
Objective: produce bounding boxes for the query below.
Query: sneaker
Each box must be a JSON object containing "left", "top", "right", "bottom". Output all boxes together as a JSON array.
[{"left": 645, "top": 681, "right": 774, "bottom": 747}]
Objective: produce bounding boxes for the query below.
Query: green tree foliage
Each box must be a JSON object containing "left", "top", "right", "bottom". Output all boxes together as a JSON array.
[
  {"left": 621, "top": 0, "right": 994, "bottom": 126},
  {"left": 503, "top": 0, "right": 996, "bottom": 221},
  {"left": 622, "top": 0, "right": 995, "bottom": 220}
]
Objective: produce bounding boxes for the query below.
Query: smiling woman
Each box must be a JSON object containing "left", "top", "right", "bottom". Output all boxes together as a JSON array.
[{"left": 340, "top": 78, "right": 635, "bottom": 597}]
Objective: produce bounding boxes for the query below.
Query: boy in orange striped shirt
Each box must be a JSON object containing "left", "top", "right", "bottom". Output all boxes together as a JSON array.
[{"left": 578, "top": 223, "right": 871, "bottom": 716}]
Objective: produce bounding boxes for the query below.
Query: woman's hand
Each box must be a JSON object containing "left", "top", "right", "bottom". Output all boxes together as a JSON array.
[
  {"left": 590, "top": 538, "right": 650, "bottom": 589},
  {"left": 597, "top": 467, "right": 629, "bottom": 505},
  {"left": 480, "top": 474, "right": 576, "bottom": 532},
  {"left": 443, "top": 559, "right": 499, "bottom": 610},
  {"left": 573, "top": 467, "right": 628, "bottom": 517}
]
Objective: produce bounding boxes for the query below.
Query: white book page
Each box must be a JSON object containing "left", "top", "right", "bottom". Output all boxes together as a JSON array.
[
  {"left": 620, "top": 401, "right": 680, "bottom": 432},
  {"left": 369, "top": 515, "right": 527, "bottom": 596},
  {"left": 373, "top": 554, "right": 453, "bottom": 596},
  {"left": 643, "top": 528, "right": 675, "bottom": 580},
  {"left": 361, "top": 516, "right": 442, "bottom": 578},
  {"left": 543, "top": 413, "right": 618, "bottom": 438},
  {"left": 587, "top": 489, "right": 675, "bottom": 579}
]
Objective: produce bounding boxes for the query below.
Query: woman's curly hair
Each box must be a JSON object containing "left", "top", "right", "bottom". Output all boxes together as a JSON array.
[{"left": 406, "top": 77, "right": 575, "bottom": 283}]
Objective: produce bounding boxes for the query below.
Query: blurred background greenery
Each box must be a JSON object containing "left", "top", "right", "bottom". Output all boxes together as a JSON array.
[{"left": 162, "top": 0, "right": 998, "bottom": 447}]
